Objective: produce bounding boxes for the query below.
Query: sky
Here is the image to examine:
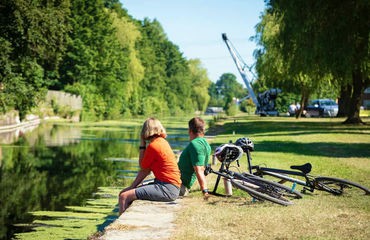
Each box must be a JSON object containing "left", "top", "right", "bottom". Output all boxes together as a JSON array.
[{"left": 120, "top": 0, "right": 266, "bottom": 84}]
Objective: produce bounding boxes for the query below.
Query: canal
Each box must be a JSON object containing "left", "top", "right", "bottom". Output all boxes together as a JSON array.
[{"left": 0, "top": 119, "right": 190, "bottom": 239}]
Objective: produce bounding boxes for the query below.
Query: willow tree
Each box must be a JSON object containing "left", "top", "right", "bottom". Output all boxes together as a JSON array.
[
  {"left": 188, "top": 59, "right": 212, "bottom": 112},
  {"left": 263, "top": 0, "right": 370, "bottom": 124},
  {"left": 110, "top": 9, "right": 144, "bottom": 116},
  {"left": 254, "top": 11, "right": 316, "bottom": 117}
]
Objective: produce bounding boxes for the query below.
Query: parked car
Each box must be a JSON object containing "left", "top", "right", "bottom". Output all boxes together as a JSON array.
[
  {"left": 305, "top": 99, "right": 338, "bottom": 117},
  {"left": 205, "top": 107, "right": 224, "bottom": 115}
]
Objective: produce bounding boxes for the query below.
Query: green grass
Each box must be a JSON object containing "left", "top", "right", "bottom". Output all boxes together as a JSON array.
[{"left": 173, "top": 115, "right": 370, "bottom": 240}]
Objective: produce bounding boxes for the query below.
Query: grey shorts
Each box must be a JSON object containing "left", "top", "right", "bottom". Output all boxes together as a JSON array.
[{"left": 135, "top": 179, "right": 180, "bottom": 202}]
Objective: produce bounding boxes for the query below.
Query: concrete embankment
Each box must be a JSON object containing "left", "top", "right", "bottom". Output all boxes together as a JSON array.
[
  {"left": 0, "top": 114, "right": 41, "bottom": 144},
  {"left": 99, "top": 200, "right": 182, "bottom": 240}
]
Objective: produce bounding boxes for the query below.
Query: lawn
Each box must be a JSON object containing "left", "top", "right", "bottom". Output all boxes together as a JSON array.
[{"left": 172, "top": 115, "right": 370, "bottom": 240}]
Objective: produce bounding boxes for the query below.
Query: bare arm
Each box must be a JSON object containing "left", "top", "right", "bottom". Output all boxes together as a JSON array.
[
  {"left": 120, "top": 168, "right": 151, "bottom": 194},
  {"left": 130, "top": 168, "right": 151, "bottom": 188},
  {"left": 194, "top": 165, "right": 208, "bottom": 194}
]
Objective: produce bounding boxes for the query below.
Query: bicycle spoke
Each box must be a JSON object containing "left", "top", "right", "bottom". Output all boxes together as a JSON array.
[{"left": 315, "top": 177, "right": 370, "bottom": 196}]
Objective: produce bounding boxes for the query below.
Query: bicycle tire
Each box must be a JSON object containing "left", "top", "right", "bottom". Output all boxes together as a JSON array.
[
  {"left": 240, "top": 173, "right": 304, "bottom": 199},
  {"left": 314, "top": 177, "right": 370, "bottom": 196},
  {"left": 230, "top": 179, "right": 293, "bottom": 206}
]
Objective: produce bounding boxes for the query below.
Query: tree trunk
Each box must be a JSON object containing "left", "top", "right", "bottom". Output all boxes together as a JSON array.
[
  {"left": 337, "top": 84, "right": 351, "bottom": 117},
  {"left": 296, "top": 87, "right": 309, "bottom": 118},
  {"left": 343, "top": 69, "right": 365, "bottom": 124}
]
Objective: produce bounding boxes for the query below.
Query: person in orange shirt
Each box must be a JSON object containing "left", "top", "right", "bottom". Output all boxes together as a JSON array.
[{"left": 118, "top": 117, "right": 181, "bottom": 215}]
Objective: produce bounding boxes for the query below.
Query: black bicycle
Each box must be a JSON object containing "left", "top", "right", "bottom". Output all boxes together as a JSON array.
[
  {"left": 233, "top": 137, "right": 370, "bottom": 196},
  {"left": 205, "top": 143, "right": 303, "bottom": 206}
]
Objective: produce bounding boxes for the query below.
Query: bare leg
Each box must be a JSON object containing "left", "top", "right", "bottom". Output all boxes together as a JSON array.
[{"left": 118, "top": 188, "right": 137, "bottom": 215}]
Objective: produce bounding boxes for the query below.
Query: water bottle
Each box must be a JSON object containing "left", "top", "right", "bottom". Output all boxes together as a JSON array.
[{"left": 291, "top": 182, "right": 297, "bottom": 192}]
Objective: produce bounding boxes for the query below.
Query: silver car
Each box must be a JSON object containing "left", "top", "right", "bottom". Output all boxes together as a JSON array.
[{"left": 305, "top": 99, "right": 338, "bottom": 117}]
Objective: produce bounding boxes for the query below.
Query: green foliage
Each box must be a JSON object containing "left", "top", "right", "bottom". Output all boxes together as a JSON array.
[
  {"left": 0, "top": 38, "right": 14, "bottom": 113},
  {"left": 208, "top": 73, "right": 248, "bottom": 114},
  {"left": 136, "top": 18, "right": 196, "bottom": 116},
  {"left": 225, "top": 102, "right": 238, "bottom": 116},
  {"left": 188, "top": 59, "right": 212, "bottom": 112},
  {"left": 64, "top": 83, "right": 106, "bottom": 121},
  {"left": 256, "top": 0, "right": 370, "bottom": 122},
  {"left": 274, "top": 92, "right": 300, "bottom": 114},
  {"left": 0, "top": 0, "right": 70, "bottom": 119},
  {"left": 239, "top": 98, "right": 255, "bottom": 114},
  {"left": 1, "top": 0, "right": 213, "bottom": 120},
  {"left": 59, "top": 0, "right": 143, "bottom": 120}
]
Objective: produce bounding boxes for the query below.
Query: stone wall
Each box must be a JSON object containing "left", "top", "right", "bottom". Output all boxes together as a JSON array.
[
  {"left": 0, "top": 90, "right": 82, "bottom": 135},
  {"left": 0, "top": 110, "right": 20, "bottom": 126},
  {"left": 46, "top": 90, "right": 82, "bottom": 111}
]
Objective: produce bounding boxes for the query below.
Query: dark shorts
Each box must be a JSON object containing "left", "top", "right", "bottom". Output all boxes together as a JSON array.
[{"left": 135, "top": 179, "right": 180, "bottom": 202}]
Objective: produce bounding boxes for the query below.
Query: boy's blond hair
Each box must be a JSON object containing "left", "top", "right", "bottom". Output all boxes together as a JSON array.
[{"left": 141, "top": 117, "right": 167, "bottom": 140}]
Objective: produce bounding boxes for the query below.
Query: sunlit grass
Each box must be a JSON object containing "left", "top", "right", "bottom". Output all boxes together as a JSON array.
[{"left": 360, "top": 109, "right": 370, "bottom": 117}]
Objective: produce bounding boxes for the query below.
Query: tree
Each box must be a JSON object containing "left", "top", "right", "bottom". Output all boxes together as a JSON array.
[
  {"left": 263, "top": 0, "right": 370, "bottom": 123},
  {"left": 135, "top": 18, "right": 168, "bottom": 115},
  {"left": 0, "top": 0, "right": 70, "bottom": 120},
  {"left": 136, "top": 18, "right": 197, "bottom": 116},
  {"left": 188, "top": 59, "right": 212, "bottom": 112},
  {"left": 110, "top": 9, "right": 144, "bottom": 116},
  {"left": 213, "top": 73, "right": 247, "bottom": 114},
  {"left": 60, "top": 0, "right": 129, "bottom": 120},
  {"left": 254, "top": 8, "right": 323, "bottom": 118}
]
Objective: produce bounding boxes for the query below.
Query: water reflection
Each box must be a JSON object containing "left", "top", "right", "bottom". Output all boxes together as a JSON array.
[
  {"left": 0, "top": 121, "right": 189, "bottom": 240},
  {"left": 0, "top": 123, "right": 142, "bottom": 239},
  {"left": 0, "top": 122, "right": 39, "bottom": 145}
]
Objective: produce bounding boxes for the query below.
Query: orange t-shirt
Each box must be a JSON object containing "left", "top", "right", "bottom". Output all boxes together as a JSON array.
[{"left": 141, "top": 137, "right": 181, "bottom": 188}]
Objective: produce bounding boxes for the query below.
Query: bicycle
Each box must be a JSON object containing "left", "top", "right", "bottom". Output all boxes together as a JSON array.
[
  {"left": 233, "top": 137, "right": 370, "bottom": 196},
  {"left": 204, "top": 143, "right": 303, "bottom": 206}
]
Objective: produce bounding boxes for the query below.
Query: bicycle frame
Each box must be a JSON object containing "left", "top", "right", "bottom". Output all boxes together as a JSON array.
[
  {"left": 210, "top": 160, "right": 228, "bottom": 195},
  {"left": 208, "top": 154, "right": 263, "bottom": 196},
  {"left": 245, "top": 149, "right": 316, "bottom": 192},
  {"left": 209, "top": 158, "right": 241, "bottom": 196}
]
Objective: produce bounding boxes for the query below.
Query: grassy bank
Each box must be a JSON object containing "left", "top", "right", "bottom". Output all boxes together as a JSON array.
[{"left": 172, "top": 115, "right": 370, "bottom": 240}]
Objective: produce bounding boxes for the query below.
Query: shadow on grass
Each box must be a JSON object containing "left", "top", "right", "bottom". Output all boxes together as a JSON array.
[
  {"left": 208, "top": 119, "right": 370, "bottom": 158},
  {"left": 255, "top": 141, "right": 370, "bottom": 158},
  {"left": 224, "top": 119, "right": 369, "bottom": 136}
]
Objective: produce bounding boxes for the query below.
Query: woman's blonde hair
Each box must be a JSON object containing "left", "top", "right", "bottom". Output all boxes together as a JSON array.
[{"left": 141, "top": 117, "right": 167, "bottom": 140}]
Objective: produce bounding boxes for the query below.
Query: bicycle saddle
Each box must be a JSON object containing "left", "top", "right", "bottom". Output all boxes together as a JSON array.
[{"left": 290, "top": 163, "right": 312, "bottom": 174}]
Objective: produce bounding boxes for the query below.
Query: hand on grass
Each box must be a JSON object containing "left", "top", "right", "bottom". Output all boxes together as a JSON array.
[{"left": 203, "top": 192, "right": 210, "bottom": 201}]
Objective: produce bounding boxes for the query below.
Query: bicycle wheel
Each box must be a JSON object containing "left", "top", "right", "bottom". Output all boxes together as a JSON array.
[
  {"left": 240, "top": 173, "right": 304, "bottom": 199},
  {"left": 314, "top": 177, "right": 370, "bottom": 196},
  {"left": 230, "top": 179, "right": 293, "bottom": 206}
]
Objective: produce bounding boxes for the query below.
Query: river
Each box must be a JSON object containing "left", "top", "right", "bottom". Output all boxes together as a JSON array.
[{"left": 0, "top": 120, "right": 190, "bottom": 239}]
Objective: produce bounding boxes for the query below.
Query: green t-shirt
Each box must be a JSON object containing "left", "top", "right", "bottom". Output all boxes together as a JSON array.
[{"left": 178, "top": 137, "right": 211, "bottom": 189}]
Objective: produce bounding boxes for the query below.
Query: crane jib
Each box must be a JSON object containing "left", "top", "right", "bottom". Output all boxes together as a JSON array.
[{"left": 221, "top": 33, "right": 281, "bottom": 116}]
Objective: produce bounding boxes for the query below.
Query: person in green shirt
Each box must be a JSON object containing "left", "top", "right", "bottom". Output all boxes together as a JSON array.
[{"left": 178, "top": 117, "right": 211, "bottom": 198}]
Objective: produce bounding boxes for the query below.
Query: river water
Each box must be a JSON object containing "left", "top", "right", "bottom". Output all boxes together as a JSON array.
[{"left": 0, "top": 121, "right": 189, "bottom": 239}]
